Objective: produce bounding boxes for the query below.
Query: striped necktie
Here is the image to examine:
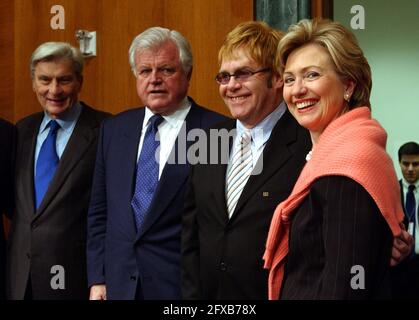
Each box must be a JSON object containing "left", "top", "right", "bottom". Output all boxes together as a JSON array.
[{"left": 226, "top": 130, "right": 253, "bottom": 218}]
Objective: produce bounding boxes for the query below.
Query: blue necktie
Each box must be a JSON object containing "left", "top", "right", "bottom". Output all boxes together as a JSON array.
[
  {"left": 34, "top": 120, "right": 60, "bottom": 209},
  {"left": 131, "top": 114, "right": 164, "bottom": 230},
  {"left": 406, "top": 185, "right": 416, "bottom": 252}
]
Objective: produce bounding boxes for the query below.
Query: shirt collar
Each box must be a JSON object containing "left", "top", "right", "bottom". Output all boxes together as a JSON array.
[
  {"left": 235, "top": 101, "right": 286, "bottom": 150},
  {"left": 402, "top": 178, "right": 419, "bottom": 190},
  {"left": 144, "top": 97, "right": 191, "bottom": 129},
  {"left": 40, "top": 101, "right": 82, "bottom": 133}
]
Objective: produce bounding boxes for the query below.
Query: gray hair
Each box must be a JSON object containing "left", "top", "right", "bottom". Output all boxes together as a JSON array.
[
  {"left": 30, "top": 42, "right": 84, "bottom": 78},
  {"left": 128, "top": 27, "right": 193, "bottom": 76}
]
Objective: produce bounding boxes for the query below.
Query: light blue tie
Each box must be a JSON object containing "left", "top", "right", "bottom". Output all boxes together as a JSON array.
[
  {"left": 34, "top": 120, "right": 60, "bottom": 209},
  {"left": 131, "top": 114, "right": 164, "bottom": 230}
]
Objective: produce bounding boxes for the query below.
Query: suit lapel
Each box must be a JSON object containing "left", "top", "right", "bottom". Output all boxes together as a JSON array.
[
  {"left": 34, "top": 106, "right": 97, "bottom": 217},
  {"left": 119, "top": 109, "right": 146, "bottom": 234},
  {"left": 20, "top": 115, "right": 42, "bottom": 217},
  {"left": 231, "top": 111, "right": 298, "bottom": 218},
  {"left": 212, "top": 163, "right": 229, "bottom": 225},
  {"left": 210, "top": 121, "right": 235, "bottom": 224},
  {"left": 399, "top": 180, "right": 406, "bottom": 213}
]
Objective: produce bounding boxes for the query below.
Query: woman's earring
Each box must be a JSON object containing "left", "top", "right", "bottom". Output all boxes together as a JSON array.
[{"left": 344, "top": 93, "right": 350, "bottom": 102}]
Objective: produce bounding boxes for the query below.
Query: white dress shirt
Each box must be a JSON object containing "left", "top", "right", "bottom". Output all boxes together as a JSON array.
[
  {"left": 136, "top": 98, "right": 191, "bottom": 179},
  {"left": 34, "top": 101, "right": 82, "bottom": 175},
  {"left": 226, "top": 101, "right": 286, "bottom": 181}
]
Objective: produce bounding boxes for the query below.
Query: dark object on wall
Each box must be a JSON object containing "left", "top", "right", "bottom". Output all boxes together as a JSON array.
[
  {"left": 255, "top": 0, "right": 311, "bottom": 32},
  {"left": 255, "top": 0, "right": 333, "bottom": 32}
]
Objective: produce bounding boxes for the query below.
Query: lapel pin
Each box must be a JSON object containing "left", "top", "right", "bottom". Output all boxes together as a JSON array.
[{"left": 262, "top": 192, "right": 269, "bottom": 197}]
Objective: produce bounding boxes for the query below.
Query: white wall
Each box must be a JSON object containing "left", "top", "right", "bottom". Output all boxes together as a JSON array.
[{"left": 334, "top": 0, "right": 419, "bottom": 179}]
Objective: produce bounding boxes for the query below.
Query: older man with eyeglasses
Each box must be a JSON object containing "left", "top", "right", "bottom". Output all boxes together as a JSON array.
[{"left": 181, "top": 21, "right": 311, "bottom": 300}]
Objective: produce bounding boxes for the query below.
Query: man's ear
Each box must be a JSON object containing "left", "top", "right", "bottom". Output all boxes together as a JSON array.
[
  {"left": 77, "top": 75, "right": 84, "bottom": 91},
  {"left": 187, "top": 67, "right": 193, "bottom": 81},
  {"left": 271, "top": 72, "right": 283, "bottom": 89}
]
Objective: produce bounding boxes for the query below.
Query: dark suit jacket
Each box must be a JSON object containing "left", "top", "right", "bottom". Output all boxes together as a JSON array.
[
  {"left": 181, "top": 110, "right": 311, "bottom": 299},
  {"left": 6, "top": 103, "right": 110, "bottom": 300},
  {"left": 87, "top": 98, "right": 227, "bottom": 300},
  {"left": 399, "top": 179, "right": 419, "bottom": 223},
  {"left": 391, "top": 180, "right": 419, "bottom": 298},
  {"left": 0, "top": 118, "right": 15, "bottom": 300},
  {"left": 281, "top": 176, "right": 393, "bottom": 299}
]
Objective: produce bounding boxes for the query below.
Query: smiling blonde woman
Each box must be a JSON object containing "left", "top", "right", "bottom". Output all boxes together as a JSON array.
[{"left": 264, "top": 19, "right": 406, "bottom": 300}]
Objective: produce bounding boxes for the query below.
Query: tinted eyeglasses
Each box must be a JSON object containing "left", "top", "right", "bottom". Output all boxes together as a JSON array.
[{"left": 215, "top": 68, "right": 270, "bottom": 85}]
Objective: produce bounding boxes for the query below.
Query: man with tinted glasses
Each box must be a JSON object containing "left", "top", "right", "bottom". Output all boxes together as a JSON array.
[
  {"left": 182, "top": 21, "right": 310, "bottom": 300},
  {"left": 181, "top": 21, "right": 413, "bottom": 300}
]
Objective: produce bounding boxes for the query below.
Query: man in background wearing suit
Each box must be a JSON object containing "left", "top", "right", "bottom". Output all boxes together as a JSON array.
[
  {"left": 182, "top": 21, "right": 413, "bottom": 300},
  {"left": 7, "top": 42, "right": 110, "bottom": 300},
  {"left": 0, "top": 118, "right": 15, "bottom": 300},
  {"left": 392, "top": 141, "right": 419, "bottom": 298},
  {"left": 87, "top": 27, "right": 226, "bottom": 300}
]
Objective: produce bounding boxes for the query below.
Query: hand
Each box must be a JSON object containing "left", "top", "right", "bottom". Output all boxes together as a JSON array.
[
  {"left": 89, "top": 284, "right": 107, "bottom": 300},
  {"left": 390, "top": 223, "right": 414, "bottom": 266}
]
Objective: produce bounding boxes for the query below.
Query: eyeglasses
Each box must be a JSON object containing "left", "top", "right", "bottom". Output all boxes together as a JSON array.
[{"left": 215, "top": 68, "right": 270, "bottom": 85}]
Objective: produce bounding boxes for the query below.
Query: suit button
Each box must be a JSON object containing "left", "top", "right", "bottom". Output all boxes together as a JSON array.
[
  {"left": 130, "top": 276, "right": 137, "bottom": 281},
  {"left": 220, "top": 262, "right": 227, "bottom": 271},
  {"left": 26, "top": 253, "right": 31, "bottom": 259}
]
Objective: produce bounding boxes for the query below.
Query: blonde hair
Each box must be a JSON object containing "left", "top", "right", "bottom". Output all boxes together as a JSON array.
[
  {"left": 218, "top": 21, "right": 283, "bottom": 75},
  {"left": 277, "top": 19, "right": 372, "bottom": 109}
]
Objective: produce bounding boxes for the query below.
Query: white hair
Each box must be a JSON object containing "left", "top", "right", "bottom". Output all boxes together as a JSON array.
[
  {"left": 128, "top": 27, "right": 193, "bottom": 76},
  {"left": 30, "top": 42, "right": 84, "bottom": 78}
]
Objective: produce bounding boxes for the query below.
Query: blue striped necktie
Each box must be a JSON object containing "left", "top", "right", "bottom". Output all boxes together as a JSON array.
[{"left": 34, "top": 120, "right": 60, "bottom": 209}]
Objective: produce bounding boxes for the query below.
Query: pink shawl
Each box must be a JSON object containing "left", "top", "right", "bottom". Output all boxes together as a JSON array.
[{"left": 263, "top": 107, "right": 404, "bottom": 300}]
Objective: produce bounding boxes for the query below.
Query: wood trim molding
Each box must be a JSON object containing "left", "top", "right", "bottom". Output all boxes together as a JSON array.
[{"left": 311, "top": 0, "right": 333, "bottom": 19}]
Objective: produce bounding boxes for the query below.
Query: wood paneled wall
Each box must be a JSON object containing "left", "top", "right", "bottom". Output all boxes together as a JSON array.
[
  {"left": 0, "top": 1, "right": 14, "bottom": 122},
  {"left": 2, "top": 0, "right": 254, "bottom": 122}
]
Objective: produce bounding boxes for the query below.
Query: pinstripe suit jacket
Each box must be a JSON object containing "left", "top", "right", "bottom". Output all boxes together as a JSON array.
[{"left": 281, "top": 176, "right": 393, "bottom": 299}]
